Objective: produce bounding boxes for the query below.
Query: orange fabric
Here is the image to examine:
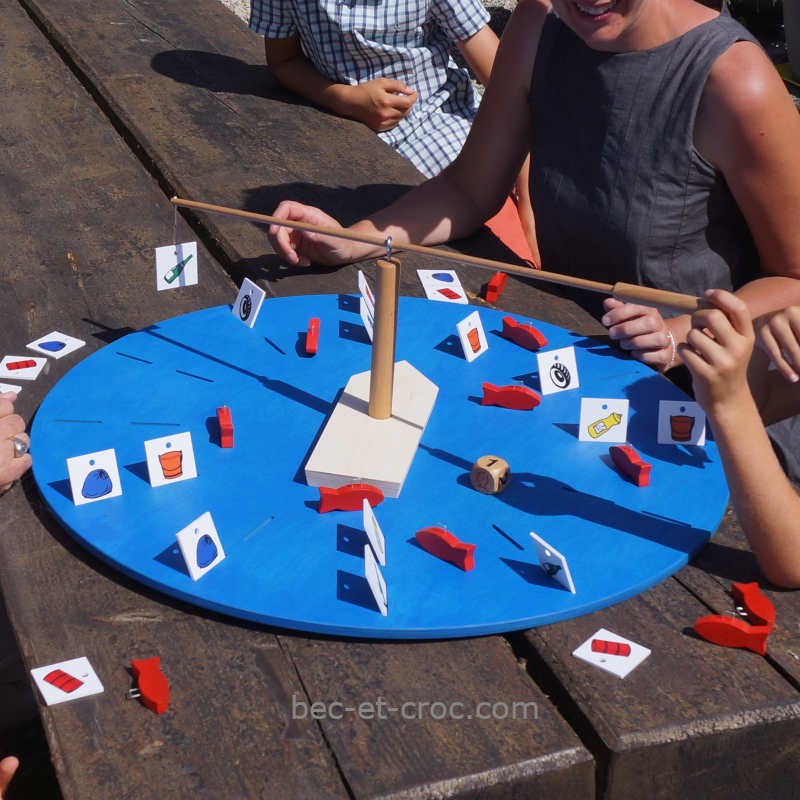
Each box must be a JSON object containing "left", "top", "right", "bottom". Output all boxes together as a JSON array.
[{"left": 484, "top": 195, "right": 537, "bottom": 267}]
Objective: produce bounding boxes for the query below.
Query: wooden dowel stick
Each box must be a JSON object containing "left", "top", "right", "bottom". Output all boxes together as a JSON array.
[
  {"left": 170, "top": 196, "right": 703, "bottom": 313},
  {"left": 369, "top": 258, "right": 400, "bottom": 419}
]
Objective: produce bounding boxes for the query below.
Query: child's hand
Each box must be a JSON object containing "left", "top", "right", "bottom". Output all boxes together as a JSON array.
[
  {"left": 343, "top": 79, "right": 418, "bottom": 132},
  {"left": 601, "top": 297, "right": 676, "bottom": 371},
  {"left": 267, "top": 201, "right": 356, "bottom": 267},
  {"left": 755, "top": 306, "right": 800, "bottom": 383},
  {"left": 680, "top": 289, "right": 754, "bottom": 412}
]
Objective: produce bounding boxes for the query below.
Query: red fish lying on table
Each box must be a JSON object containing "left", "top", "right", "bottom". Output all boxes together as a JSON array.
[
  {"left": 609, "top": 444, "right": 652, "bottom": 487},
  {"left": 501, "top": 316, "right": 548, "bottom": 351},
  {"left": 481, "top": 383, "right": 541, "bottom": 411},
  {"left": 415, "top": 526, "right": 476, "bottom": 571},
  {"left": 318, "top": 483, "right": 384, "bottom": 513}
]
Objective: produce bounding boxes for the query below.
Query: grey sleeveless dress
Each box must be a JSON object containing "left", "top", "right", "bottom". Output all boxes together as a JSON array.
[
  {"left": 529, "top": 12, "right": 800, "bottom": 482},
  {"left": 529, "top": 11, "right": 761, "bottom": 293}
]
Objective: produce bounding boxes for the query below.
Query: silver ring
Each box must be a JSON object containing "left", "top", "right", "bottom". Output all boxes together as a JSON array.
[
  {"left": 12, "top": 436, "right": 29, "bottom": 457},
  {"left": 384, "top": 236, "right": 392, "bottom": 259}
]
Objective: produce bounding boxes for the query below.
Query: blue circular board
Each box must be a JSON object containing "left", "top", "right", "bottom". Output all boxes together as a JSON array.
[{"left": 31, "top": 295, "right": 728, "bottom": 639}]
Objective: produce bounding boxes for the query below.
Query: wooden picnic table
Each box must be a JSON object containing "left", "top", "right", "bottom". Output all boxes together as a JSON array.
[{"left": 2, "top": 0, "right": 800, "bottom": 798}]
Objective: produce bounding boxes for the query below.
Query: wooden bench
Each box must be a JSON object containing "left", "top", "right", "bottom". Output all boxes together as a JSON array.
[{"left": 2, "top": 0, "right": 800, "bottom": 797}]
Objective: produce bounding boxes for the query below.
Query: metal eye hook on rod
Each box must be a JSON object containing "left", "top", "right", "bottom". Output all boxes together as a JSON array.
[{"left": 384, "top": 236, "right": 393, "bottom": 260}]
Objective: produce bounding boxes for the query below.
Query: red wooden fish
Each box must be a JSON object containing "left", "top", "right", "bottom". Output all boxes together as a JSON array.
[
  {"left": 501, "top": 316, "right": 548, "bottom": 351},
  {"left": 217, "top": 406, "right": 234, "bottom": 448},
  {"left": 693, "top": 616, "right": 770, "bottom": 656},
  {"left": 131, "top": 656, "right": 169, "bottom": 714},
  {"left": 481, "top": 382, "right": 541, "bottom": 411},
  {"left": 305, "top": 317, "right": 320, "bottom": 355},
  {"left": 415, "top": 526, "right": 476, "bottom": 571},
  {"left": 731, "top": 582, "right": 775, "bottom": 629},
  {"left": 485, "top": 272, "right": 507, "bottom": 303},
  {"left": 318, "top": 483, "right": 384, "bottom": 513},
  {"left": 609, "top": 444, "right": 651, "bottom": 487}
]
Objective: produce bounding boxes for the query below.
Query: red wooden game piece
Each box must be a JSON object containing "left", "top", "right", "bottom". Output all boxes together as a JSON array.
[
  {"left": 130, "top": 656, "right": 170, "bottom": 714},
  {"left": 591, "top": 639, "right": 631, "bottom": 657},
  {"left": 609, "top": 444, "right": 652, "bottom": 487},
  {"left": 693, "top": 615, "right": 770, "bottom": 655},
  {"left": 306, "top": 317, "right": 320, "bottom": 355},
  {"left": 484, "top": 272, "right": 507, "bottom": 303},
  {"left": 7, "top": 359, "right": 36, "bottom": 370},
  {"left": 731, "top": 582, "right": 775, "bottom": 629},
  {"left": 415, "top": 526, "right": 476, "bottom": 571},
  {"left": 481, "top": 382, "right": 541, "bottom": 411},
  {"left": 500, "top": 316, "right": 548, "bottom": 351},
  {"left": 318, "top": 483, "right": 384, "bottom": 513},
  {"left": 217, "top": 406, "right": 234, "bottom": 448}
]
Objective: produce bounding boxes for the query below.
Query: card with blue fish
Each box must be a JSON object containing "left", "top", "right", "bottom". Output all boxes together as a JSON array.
[
  {"left": 175, "top": 511, "right": 226, "bottom": 581},
  {"left": 27, "top": 331, "right": 85, "bottom": 360}
]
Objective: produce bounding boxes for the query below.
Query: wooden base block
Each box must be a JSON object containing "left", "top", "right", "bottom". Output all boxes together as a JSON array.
[{"left": 305, "top": 361, "right": 438, "bottom": 498}]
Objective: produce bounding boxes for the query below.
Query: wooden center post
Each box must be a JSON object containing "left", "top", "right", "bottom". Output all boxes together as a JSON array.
[{"left": 368, "top": 256, "right": 400, "bottom": 419}]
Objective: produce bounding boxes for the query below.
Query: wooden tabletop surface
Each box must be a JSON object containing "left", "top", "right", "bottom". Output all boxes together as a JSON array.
[{"left": 2, "top": 1, "right": 800, "bottom": 798}]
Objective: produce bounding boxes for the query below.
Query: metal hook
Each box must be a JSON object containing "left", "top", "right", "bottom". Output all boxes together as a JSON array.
[{"left": 384, "top": 235, "right": 392, "bottom": 259}]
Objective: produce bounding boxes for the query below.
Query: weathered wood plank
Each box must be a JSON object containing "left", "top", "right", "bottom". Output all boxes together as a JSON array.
[
  {"left": 514, "top": 577, "right": 800, "bottom": 799},
  {"left": 2, "top": 0, "right": 596, "bottom": 797},
  {"left": 282, "top": 635, "right": 594, "bottom": 799},
  {"left": 1, "top": 1, "right": 348, "bottom": 796},
  {"left": 18, "top": 0, "right": 592, "bottom": 327}
]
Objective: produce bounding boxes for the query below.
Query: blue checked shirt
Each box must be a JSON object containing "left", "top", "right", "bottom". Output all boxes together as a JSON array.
[{"left": 250, "top": 0, "right": 490, "bottom": 177}]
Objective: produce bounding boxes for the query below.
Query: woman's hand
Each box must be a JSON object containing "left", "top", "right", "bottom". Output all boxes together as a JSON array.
[
  {"left": 601, "top": 297, "right": 677, "bottom": 371},
  {"left": 267, "top": 201, "right": 358, "bottom": 267},
  {"left": 0, "top": 392, "right": 30, "bottom": 495},
  {"left": 754, "top": 306, "right": 800, "bottom": 384}
]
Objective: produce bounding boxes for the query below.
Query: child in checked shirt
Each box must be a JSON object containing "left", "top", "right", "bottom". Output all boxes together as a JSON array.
[{"left": 249, "top": 0, "right": 538, "bottom": 264}]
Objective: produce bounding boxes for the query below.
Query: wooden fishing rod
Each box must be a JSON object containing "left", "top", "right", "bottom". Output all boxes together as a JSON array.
[{"left": 171, "top": 196, "right": 703, "bottom": 313}]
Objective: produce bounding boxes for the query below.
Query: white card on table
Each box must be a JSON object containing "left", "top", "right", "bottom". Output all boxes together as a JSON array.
[
  {"left": 364, "top": 544, "right": 388, "bottom": 616},
  {"left": 358, "top": 270, "right": 375, "bottom": 341},
  {"left": 417, "top": 269, "right": 468, "bottom": 304},
  {"left": 578, "top": 398, "right": 630, "bottom": 443},
  {"left": 155, "top": 241, "right": 198, "bottom": 290},
  {"left": 657, "top": 400, "right": 706, "bottom": 446},
  {"left": 572, "top": 627, "right": 651, "bottom": 679},
  {"left": 144, "top": 431, "right": 197, "bottom": 487},
  {"left": 31, "top": 656, "right": 104, "bottom": 706},
  {"left": 456, "top": 310, "right": 488, "bottom": 363},
  {"left": 537, "top": 346, "right": 579, "bottom": 395},
  {"left": 175, "top": 511, "right": 226, "bottom": 581},
  {"left": 66, "top": 448, "right": 123, "bottom": 506},
  {"left": 27, "top": 331, "right": 85, "bottom": 359},
  {"left": 232, "top": 277, "right": 266, "bottom": 328},
  {"left": 0, "top": 383, "right": 22, "bottom": 395},
  {"left": 529, "top": 531, "right": 576, "bottom": 593},
  {"left": 0, "top": 355, "right": 47, "bottom": 381},
  {"left": 362, "top": 499, "right": 386, "bottom": 566}
]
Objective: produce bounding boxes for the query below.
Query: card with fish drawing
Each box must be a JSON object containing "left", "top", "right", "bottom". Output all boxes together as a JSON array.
[{"left": 529, "top": 531, "right": 576, "bottom": 593}]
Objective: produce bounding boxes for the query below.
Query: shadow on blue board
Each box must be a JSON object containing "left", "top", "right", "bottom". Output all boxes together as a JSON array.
[
  {"left": 337, "top": 570, "right": 378, "bottom": 611},
  {"left": 501, "top": 557, "right": 561, "bottom": 587},
  {"left": 337, "top": 524, "right": 369, "bottom": 557},
  {"left": 338, "top": 294, "right": 359, "bottom": 313},
  {"left": 500, "top": 471, "right": 706, "bottom": 553},
  {"left": 155, "top": 542, "right": 191, "bottom": 577},
  {"left": 48, "top": 478, "right": 73, "bottom": 501},
  {"left": 124, "top": 460, "right": 150, "bottom": 484},
  {"left": 338, "top": 320, "right": 371, "bottom": 345},
  {"left": 434, "top": 334, "right": 464, "bottom": 359}
]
